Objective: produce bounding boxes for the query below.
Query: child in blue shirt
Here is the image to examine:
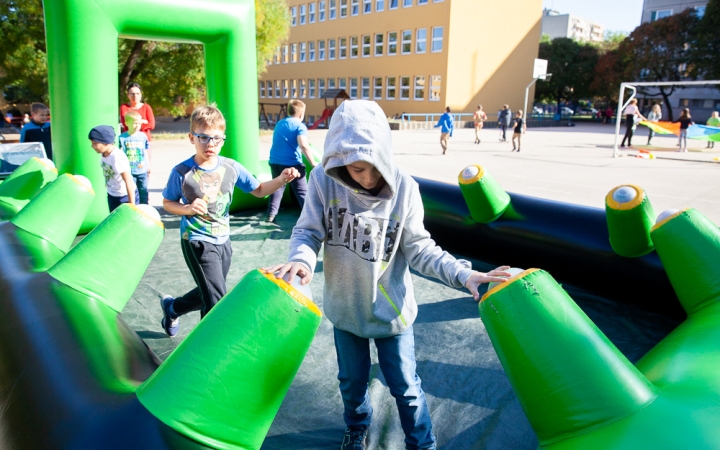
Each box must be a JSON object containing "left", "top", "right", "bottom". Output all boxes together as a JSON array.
[
  {"left": 159, "top": 104, "right": 300, "bottom": 337},
  {"left": 119, "top": 109, "right": 151, "bottom": 204},
  {"left": 20, "top": 103, "right": 53, "bottom": 160}
]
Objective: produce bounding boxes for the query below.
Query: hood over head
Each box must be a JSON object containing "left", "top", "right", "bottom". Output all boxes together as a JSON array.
[{"left": 322, "top": 100, "right": 397, "bottom": 200}]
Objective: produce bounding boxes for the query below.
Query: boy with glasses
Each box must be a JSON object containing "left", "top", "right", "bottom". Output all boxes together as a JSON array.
[{"left": 159, "top": 104, "right": 300, "bottom": 337}]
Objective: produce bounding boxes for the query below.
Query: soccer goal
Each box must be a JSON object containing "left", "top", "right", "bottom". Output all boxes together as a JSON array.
[{"left": 613, "top": 80, "right": 720, "bottom": 157}]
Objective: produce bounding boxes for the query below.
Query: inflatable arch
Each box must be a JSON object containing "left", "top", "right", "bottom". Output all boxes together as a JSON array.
[{"left": 43, "top": 0, "right": 263, "bottom": 231}]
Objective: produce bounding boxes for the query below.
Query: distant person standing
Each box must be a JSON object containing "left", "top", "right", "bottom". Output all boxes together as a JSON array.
[
  {"left": 674, "top": 108, "right": 694, "bottom": 153},
  {"left": 473, "top": 105, "right": 487, "bottom": 144},
  {"left": 120, "top": 82, "right": 156, "bottom": 141},
  {"left": 434, "top": 106, "right": 454, "bottom": 155},
  {"left": 498, "top": 105, "right": 512, "bottom": 142},
  {"left": 706, "top": 111, "right": 720, "bottom": 149},
  {"left": 266, "top": 99, "right": 318, "bottom": 223},
  {"left": 605, "top": 106, "right": 614, "bottom": 124},
  {"left": 511, "top": 110, "right": 526, "bottom": 152},
  {"left": 20, "top": 103, "right": 53, "bottom": 160},
  {"left": 620, "top": 99, "right": 646, "bottom": 148},
  {"left": 646, "top": 104, "right": 662, "bottom": 146}
]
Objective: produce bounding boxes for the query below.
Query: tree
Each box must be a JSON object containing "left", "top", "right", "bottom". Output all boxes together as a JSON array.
[
  {"left": 617, "top": 9, "right": 699, "bottom": 121},
  {"left": 691, "top": 0, "right": 720, "bottom": 84},
  {"left": 589, "top": 32, "right": 629, "bottom": 106},
  {"left": 535, "top": 38, "right": 599, "bottom": 110}
]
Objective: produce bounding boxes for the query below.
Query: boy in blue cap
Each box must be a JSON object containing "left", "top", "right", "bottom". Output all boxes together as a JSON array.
[{"left": 89, "top": 125, "right": 138, "bottom": 211}]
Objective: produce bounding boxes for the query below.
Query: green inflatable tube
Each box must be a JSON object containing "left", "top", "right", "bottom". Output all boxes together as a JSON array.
[
  {"left": 605, "top": 184, "right": 655, "bottom": 258},
  {"left": 48, "top": 204, "right": 165, "bottom": 312},
  {"left": 0, "top": 157, "right": 57, "bottom": 220},
  {"left": 137, "top": 269, "right": 322, "bottom": 450},
  {"left": 43, "top": 0, "right": 260, "bottom": 232},
  {"left": 458, "top": 164, "right": 510, "bottom": 223}
]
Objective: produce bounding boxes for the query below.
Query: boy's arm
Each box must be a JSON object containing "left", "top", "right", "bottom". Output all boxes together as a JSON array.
[
  {"left": 120, "top": 171, "right": 136, "bottom": 205},
  {"left": 298, "top": 135, "right": 317, "bottom": 168},
  {"left": 250, "top": 167, "right": 300, "bottom": 197}
]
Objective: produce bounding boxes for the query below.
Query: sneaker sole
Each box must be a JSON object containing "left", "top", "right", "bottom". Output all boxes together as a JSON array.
[{"left": 160, "top": 296, "right": 179, "bottom": 338}]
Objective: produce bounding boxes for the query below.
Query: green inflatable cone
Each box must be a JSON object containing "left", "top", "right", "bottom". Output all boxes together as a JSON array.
[
  {"left": 47, "top": 204, "right": 164, "bottom": 312},
  {"left": 650, "top": 208, "right": 720, "bottom": 315},
  {"left": 458, "top": 164, "right": 510, "bottom": 223},
  {"left": 605, "top": 184, "right": 655, "bottom": 258},
  {"left": 479, "top": 269, "right": 658, "bottom": 446},
  {"left": 0, "top": 157, "right": 57, "bottom": 220},
  {"left": 137, "top": 269, "right": 322, "bottom": 450},
  {"left": 11, "top": 174, "right": 95, "bottom": 254}
]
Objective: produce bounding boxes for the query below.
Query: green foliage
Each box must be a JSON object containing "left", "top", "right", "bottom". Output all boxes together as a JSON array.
[
  {"left": 691, "top": 0, "right": 720, "bottom": 82},
  {"left": 0, "top": 0, "right": 48, "bottom": 104},
  {"left": 535, "top": 37, "right": 599, "bottom": 107},
  {"left": 256, "top": 0, "right": 290, "bottom": 75}
]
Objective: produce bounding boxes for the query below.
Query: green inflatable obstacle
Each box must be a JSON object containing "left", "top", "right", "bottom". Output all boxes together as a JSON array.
[
  {"left": 48, "top": 204, "right": 165, "bottom": 312},
  {"left": 10, "top": 174, "right": 95, "bottom": 271},
  {"left": 0, "top": 157, "right": 57, "bottom": 220},
  {"left": 137, "top": 269, "right": 322, "bottom": 450},
  {"left": 479, "top": 260, "right": 720, "bottom": 447},
  {"left": 458, "top": 164, "right": 510, "bottom": 223},
  {"left": 605, "top": 185, "right": 655, "bottom": 257}
]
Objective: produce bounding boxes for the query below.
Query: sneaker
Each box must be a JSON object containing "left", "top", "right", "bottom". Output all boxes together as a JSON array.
[
  {"left": 160, "top": 295, "right": 179, "bottom": 337},
  {"left": 340, "top": 428, "right": 368, "bottom": 450},
  {"left": 267, "top": 215, "right": 276, "bottom": 223}
]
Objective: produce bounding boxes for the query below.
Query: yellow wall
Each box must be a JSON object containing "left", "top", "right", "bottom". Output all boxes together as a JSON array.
[{"left": 260, "top": 0, "right": 541, "bottom": 119}]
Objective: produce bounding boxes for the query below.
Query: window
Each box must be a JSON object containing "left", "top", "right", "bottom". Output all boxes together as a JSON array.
[
  {"left": 329, "top": 0, "right": 337, "bottom": 19},
  {"left": 401, "top": 30, "right": 412, "bottom": 54},
  {"left": 403, "top": 0, "right": 412, "bottom": 7},
  {"left": 318, "top": 40, "right": 326, "bottom": 60},
  {"left": 400, "top": 76, "right": 410, "bottom": 100},
  {"left": 300, "top": 42, "right": 307, "bottom": 62},
  {"left": 275, "top": 80, "right": 281, "bottom": 97},
  {"left": 363, "top": 0, "right": 371, "bottom": 13},
  {"left": 695, "top": 6, "right": 706, "bottom": 17},
  {"left": 389, "top": 0, "right": 398, "bottom": 9},
  {"left": 350, "top": 36, "right": 359, "bottom": 58},
  {"left": 350, "top": 77, "right": 358, "bottom": 98},
  {"left": 388, "top": 32, "right": 397, "bottom": 55},
  {"left": 650, "top": 9, "right": 672, "bottom": 21},
  {"left": 309, "top": 41, "right": 315, "bottom": 61},
  {"left": 291, "top": 79, "right": 298, "bottom": 97},
  {"left": 309, "top": 2, "right": 316, "bottom": 22},
  {"left": 318, "top": 78, "right": 325, "bottom": 97},
  {"left": 283, "top": 80, "right": 289, "bottom": 97},
  {"left": 433, "top": 0, "right": 443, "bottom": 3},
  {"left": 418, "top": 0, "right": 427, "bottom": 4},
  {"left": 376, "top": 0, "right": 384, "bottom": 11},
  {"left": 386, "top": 77, "right": 396, "bottom": 99},
  {"left": 414, "top": 76, "right": 425, "bottom": 100},
  {"left": 361, "top": 77, "right": 370, "bottom": 99},
  {"left": 259, "top": 81, "right": 265, "bottom": 98},
  {"left": 300, "top": 4, "right": 306, "bottom": 24},
  {"left": 267, "top": 80, "right": 273, "bottom": 98},
  {"left": 319, "top": 1, "right": 326, "bottom": 20},
  {"left": 431, "top": 27, "right": 443, "bottom": 52},
  {"left": 429, "top": 75, "right": 441, "bottom": 101},
  {"left": 291, "top": 43, "right": 298, "bottom": 62},
  {"left": 329, "top": 39, "right": 337, "bottom": 59},
  {"left": 340, "top": 37, "right": 348, "bottom": 58},
  {"left": 374, "top": 34, "right": 384, "bottom": 56},
  {"left": 351, "top": 0, "right": 359, "bottom": 15},
  {"left": 416, "top": 28, "right": 426, "bottom": 53},
  {"left": 329, "top": 78, "right": 337, "bottom": 89},
  {"left": 282, "top": 44, "right": 289, "bottom": 63},
  {"left": 340, "top": 0, "right": 348, "bottom": 17},
  {"left": 373, "top": 77, "right": 383, "bottom": 99},
  {"left": 679, "top": 99, "right": 689, "bottom": 107},
  {"left": 290, "top": 6, "right": 297, "bottom": 26},
  {"left": 300, "top": 79, "right": 307, "bottom": 98},
  {"left": 338, "top": 77, "right": 347, "bottom": 93},
  {"left": 273, "top": 47, "right": 280, "bottom": 64},
  {"left": 362, "top": 35, "right": 371, "bottom": 57}
]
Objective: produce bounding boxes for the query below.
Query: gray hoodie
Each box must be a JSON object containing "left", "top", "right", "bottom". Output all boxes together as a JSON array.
[{"left": 288, "top": 100, "right": 473, "bottom": 338}]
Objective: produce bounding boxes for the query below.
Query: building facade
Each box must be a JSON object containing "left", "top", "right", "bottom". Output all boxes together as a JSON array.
[
  {"left": 541, "top": 9, "right": 604, "bottom": 43},
  {"left": 638, "top": 0, "right": 718, "bottom": 121},
  {"left": 258, "top": 0, "right": 542, "bottom": 121}
]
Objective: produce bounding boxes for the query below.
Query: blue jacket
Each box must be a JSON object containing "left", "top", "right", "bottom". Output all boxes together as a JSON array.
[{"left": 435, "top": 113, "right": 454, "bottom": 135}]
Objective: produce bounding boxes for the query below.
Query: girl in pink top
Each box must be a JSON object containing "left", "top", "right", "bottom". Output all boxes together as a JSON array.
[{"left": 120, "top": 82, "right": 156, "bottom": 141}]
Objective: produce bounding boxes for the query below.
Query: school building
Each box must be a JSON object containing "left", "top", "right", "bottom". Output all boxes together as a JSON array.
[{"left": 258, "top": 0, "right": 543, "bottom": 122}]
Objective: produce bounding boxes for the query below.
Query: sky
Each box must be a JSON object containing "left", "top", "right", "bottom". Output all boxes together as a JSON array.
[{"left": 542, "top": 0, "right": 645, "bottom": 34}]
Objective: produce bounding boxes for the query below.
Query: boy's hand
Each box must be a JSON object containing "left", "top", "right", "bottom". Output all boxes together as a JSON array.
[
  {"left": 465, "top": 266, "right": 512, "bottom": 302},
  {"left": 281, "top": 167, "right": 301, "bottom": 183},
  {"left": 187, "top": 198, "right": 208, "bottom": 215},
  {"left": 262, "top": 262, "right": 313, "bottom": 285}
]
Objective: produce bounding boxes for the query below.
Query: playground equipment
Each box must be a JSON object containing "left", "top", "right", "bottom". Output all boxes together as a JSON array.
[{"left": 308, "top": 88, "right": 349, "bottom": 130}]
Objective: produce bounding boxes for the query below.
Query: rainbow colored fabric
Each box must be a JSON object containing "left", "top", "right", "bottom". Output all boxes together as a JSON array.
[{"left": 639, "top": 121, "right": 720, "bottom": 141}]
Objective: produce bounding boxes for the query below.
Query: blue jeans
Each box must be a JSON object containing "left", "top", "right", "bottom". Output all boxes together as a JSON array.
[
  {"left": 333, "top": 326, "right": 436, "bottom": 450},
  {"left": 107, "top": 189, "right": 140, "bottom": 212},
  {"left": 133, "top": 172, "right": 149, "bottom": 204}
]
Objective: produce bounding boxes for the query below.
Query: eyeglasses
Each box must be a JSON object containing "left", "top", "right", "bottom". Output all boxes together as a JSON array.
[{"left": 192, "top": 133, "right": 226, "bottom": 145}]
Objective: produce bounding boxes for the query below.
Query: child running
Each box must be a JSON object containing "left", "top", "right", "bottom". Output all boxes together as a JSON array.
[
  {"left": 265, "top": 100, "right": 510, "bottom": 450},
  {"left": 159, "top": 105, "right": 300, "bottom": 337}
]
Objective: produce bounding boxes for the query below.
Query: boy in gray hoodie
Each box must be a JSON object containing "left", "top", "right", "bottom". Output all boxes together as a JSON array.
[{"left": 266, "top": 100, "right": 510, "bottom": 450}]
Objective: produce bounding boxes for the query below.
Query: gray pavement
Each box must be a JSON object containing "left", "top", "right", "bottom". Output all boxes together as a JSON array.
[{"left": 148, "top": 122, "right": 720, "bottom": 224}]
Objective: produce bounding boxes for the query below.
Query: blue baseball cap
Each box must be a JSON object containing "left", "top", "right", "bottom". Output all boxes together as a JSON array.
[{"left": 88, "top": 125, "right": 115, "bottom": 144}]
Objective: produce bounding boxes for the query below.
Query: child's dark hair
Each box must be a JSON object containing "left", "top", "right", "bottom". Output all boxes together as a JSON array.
[
  {"left": 680, "top": 108, "right": 691, "bottom": 119},
  {"left": 126, "top": 82, "right": 142, "bottom": 92},
  {"left": 31, "top": 103, "right": 49, "bottom": 114}
]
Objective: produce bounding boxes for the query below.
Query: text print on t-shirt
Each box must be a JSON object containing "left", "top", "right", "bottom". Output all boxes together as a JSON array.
[{"left": 326, "top": 206, "right": 400, "bottom": 262}]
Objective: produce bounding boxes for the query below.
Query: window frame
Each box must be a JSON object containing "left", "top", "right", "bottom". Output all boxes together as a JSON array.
[
  {"left": 362, "top": 35, "right": 371, "bottom": 57},
  {"left": 282, "top": 44, "right": 289, "bottom": 63},
  {"left": 290, "top": 6, "right": 297, "bottom": 26},
  {"left": 329, "top": 38, "right": 337, "bottom": 59},
  {"left": 431, "top": 26, "right": 443, "bottom": 52},
  {"left": 318, "top": 78, "right": 326, "bottom": 97},
  {"left": 388, "top": 31, "right": 397, "bottom": 55},
  {"left": 386, "top": 76, "right": 396, "bottom": 100},
  {"left": 275, "top": 80, "right": 281, "bottom": 97},
  {"left": 374, "top": 33, "right": 384, "bottom": 56},
  {"left": 376, "top": 0, "right": 384, "bottom": 11},
  {"left": 299, "top": 79, "right": 307, "bottom": 98},
  {"left": 300, "top": 42, "right": 307, "bottom": 62},
  {"left": 309, "top": 2, "right": 316, "bottom": 22},
  {"left": 373, "top": 77, "right": 383, "bottom": 99},
  {"left": 259, "top": 81, "right": 265, "bottom": 98},
  {"left": 340, "top": 0, "right": 348, "bottom": 17},
  {"left": 329, "top": 0, "right": 337, "bottom": 19},
  {"left": 283, "top": 79, "right": 289, "bottom": 97},
  {"left": 351, "top": 0, "right": 359, "bottom": 15},
  {"left": 361, "top": 77, "right": 370, "bottom": 99},
  {"left": 429, "top": 75, "right": 441, "bottom": 102},
  {"left": 291, "top": 79, "right": 298, "bottom": 97},
  {"left": 399, "top": 76, "right": 410, "bottom": 100},
  {"left": 416, "top": 28, "right": 426, "bottom": 53},
  {"left": 350, "top": 36, "right": 359, "bottom": 58},
  {"left": 339, "top": 37, "right": 348, "bottom": 59},
  {"left": 319, "top": 0, "right": 326, "bottom": 20},
  {"left": 309, "top": 41, "right": 316, "bottom": 61},
  {"left": 309, "top": 78, "right": 316, "bottom": 98},
  {"left": 401, "top": 30, "right": 412, "bottom": 54},
  {"left": 338, "top": 77, "right": 347, "bottom": 92},
  {"left": 403, "top": 0, "right": 412, "bottom": 7},
  {"left": 328, "top": 78, "right": 337, "bottom": 89},
  {"left": 363, "top": 0, "right": 372, "bottom": 13},
  {"left": 300, "top": 4, "right": 307, "bottom": 25},
  {"left": 413, "top": 75, "right": 425, "bottom": 101},
  {"left": 291, "top": 43, "right": 298, "bottom": 63},
  {"left": 318, "top": 40, "right": 326, "bottom": 60},
  {"left": 350, "top": 77, "right": 358, "bottom": 99},
  {"left": 389, "top": 0, "right": 398, "bottom": 9}
]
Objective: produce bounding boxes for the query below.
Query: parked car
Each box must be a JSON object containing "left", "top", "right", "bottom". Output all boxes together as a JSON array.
[
  {"left": 532, "top": 106, "right": 544, "bottom": 114},
  {"left": 576, "top": 107, "right": 598, "bottom": 115},
  {"left": 560, "top": 107, "right": 574, "bottom": 115}
]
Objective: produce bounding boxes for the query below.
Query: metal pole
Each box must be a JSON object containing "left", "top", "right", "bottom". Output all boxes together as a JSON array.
[
  {"left": 613, "top": 84, "right": 637, "bottom": 158},
  {"left": 524, "top": 78, "right": 538, "bottom": 123}
]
